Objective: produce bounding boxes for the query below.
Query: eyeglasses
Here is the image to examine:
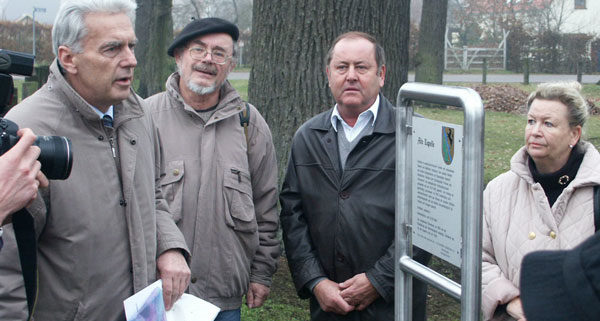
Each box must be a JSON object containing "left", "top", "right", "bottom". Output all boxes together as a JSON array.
[{"left": 188, "top": 46, "right": 231, "bottom": 65}]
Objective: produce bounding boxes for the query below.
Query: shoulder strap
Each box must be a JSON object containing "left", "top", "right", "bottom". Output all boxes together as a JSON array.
[
  {"left": 12, "top": 208, "right": 38, "bottom": 321},
  {"left": 239, "top": 102, "right": 251, "bottom": 146},
  {"left": 594, "top": 185, "right": 599, "bottom": 232}
]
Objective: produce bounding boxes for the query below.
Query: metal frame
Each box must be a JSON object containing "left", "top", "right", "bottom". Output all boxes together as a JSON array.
[{"left": 395, "top": 83, "right": 484, "bottom": 321}]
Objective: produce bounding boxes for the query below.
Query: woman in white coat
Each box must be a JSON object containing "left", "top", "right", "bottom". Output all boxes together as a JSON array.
[{"left": 481, "top": 81, "right": 600, "bottom": 321}]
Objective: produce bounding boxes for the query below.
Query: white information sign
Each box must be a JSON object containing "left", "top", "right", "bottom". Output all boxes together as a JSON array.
[{"left": 411, "top": 117, "right": 463, "bottom": 267}]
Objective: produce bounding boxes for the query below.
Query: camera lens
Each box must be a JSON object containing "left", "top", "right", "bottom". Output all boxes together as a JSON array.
[{"left": 34, "top": 136, "right": 73, "bottom": 180}]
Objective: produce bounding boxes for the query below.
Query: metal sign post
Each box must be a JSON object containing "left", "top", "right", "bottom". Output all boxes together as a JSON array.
[{"left": 395, "top": 83, "right": 484, "bottom": 321}]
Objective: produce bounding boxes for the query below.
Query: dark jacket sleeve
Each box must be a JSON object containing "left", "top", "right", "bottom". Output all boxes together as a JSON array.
[
  {"left": 280, "top": 140, "right": 327, "bottom": 299},
  {"left": 365, "top": 242, "right": 395, "bottom": 302}
]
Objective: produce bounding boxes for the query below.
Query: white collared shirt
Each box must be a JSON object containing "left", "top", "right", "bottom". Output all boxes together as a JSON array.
[
  {"left": 330, "top": 95, "right": 380, "bottom": 142},
  {"left": 90, "top": 105, "right": 114, "bottom": 120}
]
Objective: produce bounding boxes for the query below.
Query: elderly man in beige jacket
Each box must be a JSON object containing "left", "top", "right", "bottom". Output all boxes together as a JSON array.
[
  {"left": 145, "top": 17, "right": 280, "bottom": 321},
  {"left": 0, "top": 1, "right": 190, "bottom": 320}
]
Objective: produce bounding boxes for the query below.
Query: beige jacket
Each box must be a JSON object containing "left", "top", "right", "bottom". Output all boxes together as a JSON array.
[
  {"left": 0, "top": 60, "right": 188, "bottom": 321},
  {"left": 481, "top": 142, "right": 600, "bottom": 320},
  {"left": 145, "top": 73, "right": 280, "bottom": 310}
]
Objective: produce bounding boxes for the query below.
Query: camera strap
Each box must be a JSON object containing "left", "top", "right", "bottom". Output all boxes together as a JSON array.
[
  {"left": 12, "top": 208, "right": 38, "bottom": 321},
  {"left": 238, "top": 102, "right": 251, "bottom": 146}
]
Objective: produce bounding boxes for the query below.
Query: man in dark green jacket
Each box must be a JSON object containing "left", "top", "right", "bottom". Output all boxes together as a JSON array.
[{"left": 280, "top": 31, "right": 431, "bottom": 321}]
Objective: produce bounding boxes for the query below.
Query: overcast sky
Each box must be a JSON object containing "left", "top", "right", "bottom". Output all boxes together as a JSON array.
[{"left": 1, "top": 0, "right": 60, "bottom": 24}]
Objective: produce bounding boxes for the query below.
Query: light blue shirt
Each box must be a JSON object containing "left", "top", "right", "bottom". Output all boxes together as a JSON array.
[
  {"left": 330, "top": 95, "right": 380, "bottom": 142},
  {"left": 90, "top": 105, "right": 114, "bottom": 120}
]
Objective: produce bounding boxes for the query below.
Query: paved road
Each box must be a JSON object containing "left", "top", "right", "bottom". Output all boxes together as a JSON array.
[{"left": 229, "top": 72, "right": 600, "bottom": 84}]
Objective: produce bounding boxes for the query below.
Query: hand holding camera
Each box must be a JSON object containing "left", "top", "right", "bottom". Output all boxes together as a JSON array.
[
  {"left": 0, "top": 117, "right": 73, "bottom": 225},
  {"left": 0, "top": 128, "right": 49, "bottom": 225}
]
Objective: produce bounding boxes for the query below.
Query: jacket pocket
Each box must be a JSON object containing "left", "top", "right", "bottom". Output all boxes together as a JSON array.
[
  {"left": 223, "top": 167, "right": 257, "bottom": 233},
  {"left": 160, "top": 160, "right": 185, "bottom": 223}
]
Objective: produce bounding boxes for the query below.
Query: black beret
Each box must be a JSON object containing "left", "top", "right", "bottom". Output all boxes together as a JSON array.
[{"left": 167, "top": 17, "right": 239, "bottom": 57}]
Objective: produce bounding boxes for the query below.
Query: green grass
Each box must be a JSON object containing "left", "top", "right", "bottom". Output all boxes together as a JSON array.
[
  {"left": 233, "top": 66, "right": 252, "bottom": 72},
  {"left": 241, "top": 301, "right": 309, "bottom": 321},
  {"left": 229, "top": 79, "right": 248, "bottom": 101}
]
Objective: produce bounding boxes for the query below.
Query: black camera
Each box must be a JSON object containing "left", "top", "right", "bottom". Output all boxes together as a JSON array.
[
  {"left": 0, "top": 118, "right": 73, "bottom": 180},
  {"left": 0, "top": 49, "right": 34, "bottom": 111}
]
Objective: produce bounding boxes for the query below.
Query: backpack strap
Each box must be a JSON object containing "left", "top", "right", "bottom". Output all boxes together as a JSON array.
[
  {"left": 13, "top": 208, "right": 38, "bottom": 321},
  {"left": 239, "top": 102, "right": 250, "bottom": 146},
  {"left": 594, "top": 185, "right": 599, "bottom": 232}
]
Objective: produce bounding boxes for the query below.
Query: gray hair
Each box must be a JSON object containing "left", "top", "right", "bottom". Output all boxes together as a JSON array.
[
  {"left": 52, "top": 0, "right": 137, "bottom": 56},
  {"left": 526, "top": 81, "right": 589, "bottom": 130}
]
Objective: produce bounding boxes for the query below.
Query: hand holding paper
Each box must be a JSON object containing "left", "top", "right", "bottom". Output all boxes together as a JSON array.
[
  {"left": 124, "top": 280, "right": 220, "bottom": 321},
  {"left": 157, "top": 249, "right": 191, "bottom": 310}
]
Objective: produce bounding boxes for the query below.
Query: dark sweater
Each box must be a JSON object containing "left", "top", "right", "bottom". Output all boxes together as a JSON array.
[{"left": 528, "top": 144, "right": 585, "bottom": 207}]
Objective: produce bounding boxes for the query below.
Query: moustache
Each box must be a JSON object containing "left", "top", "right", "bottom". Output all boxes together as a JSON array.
[{"left": 193, "top": 63, "right": 218, "bottom": 75}]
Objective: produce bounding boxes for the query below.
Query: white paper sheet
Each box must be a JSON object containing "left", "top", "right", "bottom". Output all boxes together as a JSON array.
[
  {"left": 166, "top": 293, "right": 221, "bottom": 321},
  {"left": 124, "top": 280, "right": 221, "bottom": 321}
]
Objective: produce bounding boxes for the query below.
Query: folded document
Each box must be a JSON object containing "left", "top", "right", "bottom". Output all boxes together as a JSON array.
[{"left": 124, "top": 280, "right": 220, "bottom": 321}]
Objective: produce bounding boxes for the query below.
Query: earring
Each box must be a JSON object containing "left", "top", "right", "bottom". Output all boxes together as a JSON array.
[{"left": 569, "top": 144, "right": 574, "bottom": 148}]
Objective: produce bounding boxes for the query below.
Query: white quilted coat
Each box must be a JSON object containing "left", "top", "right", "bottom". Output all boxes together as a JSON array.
[{"left": 481, "top": 141, "right": 600, "bottom": 320}]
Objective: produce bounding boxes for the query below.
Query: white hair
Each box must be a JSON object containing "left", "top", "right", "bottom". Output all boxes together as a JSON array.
[{"left": 52, "top": 0, "right": 137, "bottom": 56}]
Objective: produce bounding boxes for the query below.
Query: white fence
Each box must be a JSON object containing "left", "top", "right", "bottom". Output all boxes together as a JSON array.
[{"left": 445, "top": 30, "right": 509, "bottom": 70}]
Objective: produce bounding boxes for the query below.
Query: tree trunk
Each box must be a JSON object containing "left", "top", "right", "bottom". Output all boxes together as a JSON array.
[
  {"left": 250, "top": 0, "right": 410, "bottom": 182},
  {"left": 415, "top": 0, "right": 448, "bottom": 84},
  {"left": 134, "top": 0, "right": 174, "bottom": 98}
]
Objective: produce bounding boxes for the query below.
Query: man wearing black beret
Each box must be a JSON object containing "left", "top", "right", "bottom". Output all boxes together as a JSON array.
[{"left": 146, "top": 17, "right": 280, "bottom": 321}]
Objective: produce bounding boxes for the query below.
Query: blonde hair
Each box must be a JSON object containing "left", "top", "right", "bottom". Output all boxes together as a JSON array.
[{"left": 526, "top": 81, "right": 589, "bottom": 130}]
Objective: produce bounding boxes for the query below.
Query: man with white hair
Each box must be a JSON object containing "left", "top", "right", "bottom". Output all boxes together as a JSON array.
[{"left": 0, "top": 1, "right": 190, "bottom": 320}]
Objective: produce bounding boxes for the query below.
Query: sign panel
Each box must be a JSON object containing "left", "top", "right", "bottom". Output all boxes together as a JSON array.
[{"left": 411, "top": 117, "right": 463, "bottom": 267}]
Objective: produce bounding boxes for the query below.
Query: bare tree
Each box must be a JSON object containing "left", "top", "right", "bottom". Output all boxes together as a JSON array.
[{"left": 250, "top": 0, "right": 411, "bottom": 179}]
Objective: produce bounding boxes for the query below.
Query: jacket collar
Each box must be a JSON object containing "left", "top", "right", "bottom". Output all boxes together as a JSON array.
[
  {"left": 48, "top": 59, "right": 144, "bottom": 125},
  {"left": 310, "top": 93, "right": 396, "bottom": 135}
]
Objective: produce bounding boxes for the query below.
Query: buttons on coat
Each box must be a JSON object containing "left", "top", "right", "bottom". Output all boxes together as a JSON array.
[
  {"left": 549, "top": 231, "right": 556, "bottom": 239},
  {"left": 191, "top": 276, "right": 197, "bottom": 284},
  {"left": 173, "top": 169, "right": 180, "bottom": 176},
  {"left": 119, "top": 199, "right": 127, "bottom": 207},
  {"left": 98, "top": 135, "right": 104, "bottom": 141},
  {"left": 130, "top": 139, "right": 136, "bottom": 145},
  {"left": 339, "top": 191, "right": 350, "bottom": 199},
  {"left": 528, "top": 232, "right": 536, "bottom": 240}
]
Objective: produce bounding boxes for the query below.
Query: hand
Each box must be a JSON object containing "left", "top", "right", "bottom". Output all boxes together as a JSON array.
[
  {"left": 339, "top": 273, "right": 380, "bottom": 311},
  {"left": 246, "top": 282, "right": 270, "bottom": 308},
  {"left": 0, "top": 128, "right": 48, "bottom": 224},
  {"left": 506, "top": 297, "right": 527, "bottom": 321},
  {"left": 313, "top": 279, "right": 355, "bottom": 315},
  {"left": 157, "top": 249, "right": 191, "bottom": 310}
]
